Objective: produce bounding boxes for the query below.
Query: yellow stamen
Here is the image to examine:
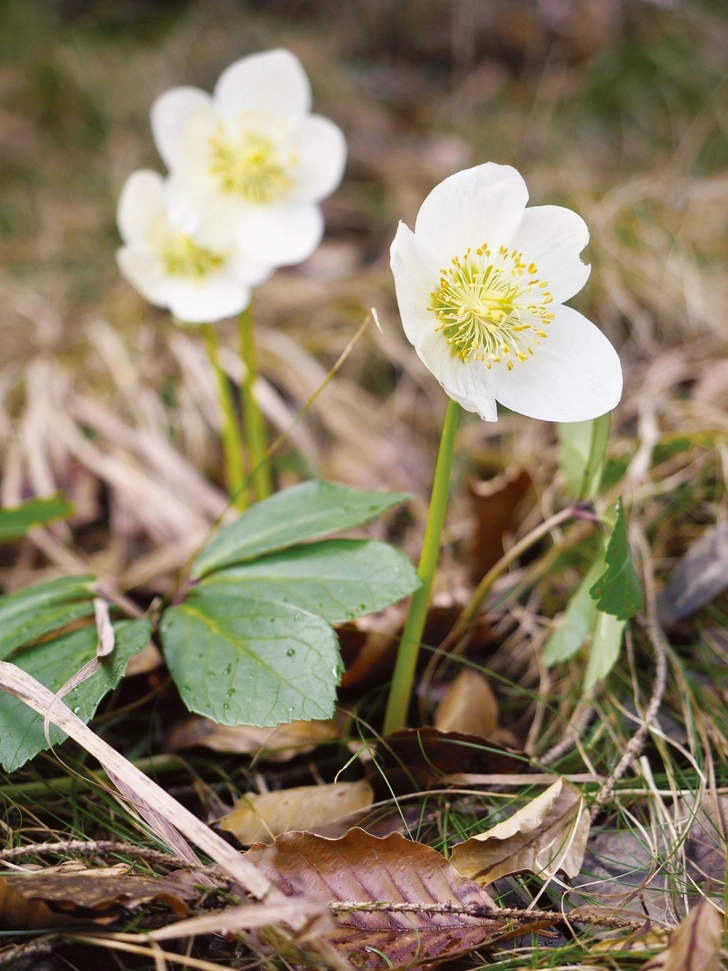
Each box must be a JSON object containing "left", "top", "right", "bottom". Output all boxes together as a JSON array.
[
  {"left": 208, "top": 126, "right": 294, "bottom": 202},
  {"left": 427, "top": 242, "right": 555, "bottom": 367}
]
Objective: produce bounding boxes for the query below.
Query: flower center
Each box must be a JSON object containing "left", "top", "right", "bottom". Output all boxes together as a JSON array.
[
  {"left": 208, "top": 125, "right": 294, "bottom": 203},
  {"left": 157, "top": 230, "right": 225, "bottom": 280},
  {"left": 429, "top": 244, "right": 554, "bottom": 370}
]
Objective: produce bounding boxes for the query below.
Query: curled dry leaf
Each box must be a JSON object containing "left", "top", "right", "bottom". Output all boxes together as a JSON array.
[
  {"left": 245, "top": 829, "right": 504, "bottom": 970},
  {"left": 0, "top": 867, "right": 198, "bottom": 929},
  {"left": 219, "top": 780, "right": 374, "bottom": 845},
  {"left": 450, "top": 778, "right": 589, "bottom": 886},
  {"left": 165, "top": 714, "right": 338, "bottom": 761},
  {"left": 434, "top": 668, "right": 499, "bottom": 739},
  {"left": 641, "top": 898, "right": 723, "bottom": 971}
]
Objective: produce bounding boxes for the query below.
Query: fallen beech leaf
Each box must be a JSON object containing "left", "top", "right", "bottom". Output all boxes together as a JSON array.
[
  {"left": 338, "top": 604, "right": 405, "bottom": 691},
  {"left": 658, "top": 521, "right": 728, "bottom": 626},
  {"left": 245, "top": 829, "right": 504, "bottom": 970},
  {"left": 434, "top": 669, "right": 499, "bottom": 739},
  {"left": 378, "top": 726, "right": 521, "bottom": 795},
  {"left": 450, "top": 778, "right": 589, "bottom": 885},
  {"left": 0, "top": 868, "right": 198, "bottom": 929},
  {"left": 468, "top": 468, "right": 533, "bottom": 582},
  {"left": 165, "top": 715, "right": 338, "bottom": 761},
  {"left": 219, "top": 780, "right": 374, "bottom": 845},
  {"left": 640, "top": 898, "right": 722, "bottom": 971}
]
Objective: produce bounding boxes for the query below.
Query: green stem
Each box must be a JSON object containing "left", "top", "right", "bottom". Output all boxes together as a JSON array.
[
  {"left": 383, "top": 398, "right": 460, "bottom": 735},
  {"left": 238, "top": 306, "right": 273, "bottom": 501},
  {"left": 0, "top": 755, "right": 183, "bottom": 801},
  {"left": 201, "top": 324, "right": 248, "bottom": 511}
]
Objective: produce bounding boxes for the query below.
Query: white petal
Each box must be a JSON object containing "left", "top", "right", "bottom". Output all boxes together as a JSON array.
[
  {"left": 116, "top": 245, "right": 173, "bottom": 307},
  {"left": 168, "top": 276, "right": 252, "bottom": 324},
  {"left": 507, "top": 205, "right": 591, "bottom": 304},
  {"left": 163, "top": 174, "right": 241, "bottom": 247},
  {"left": 228, "top": 248, "right": 274, "bottom": 287},
  {"left": 214, "top": 49, "right": 311, "bottom": 124},
  {"left": 418, "top": 328, "right": 498, "bottom": 421},
  {"left": 150, "top": 87, "right": 216, "bottom": 170},
  {"left": 117, "top": 170, "right": 165, "bottom": 245},
  {"left": 486, "top": 305, "right": 622, "bottom": 422},
  {"left": 390, "top": 222, "right": 440, "bottom": 349},
  {"left": 414, "top": 162, "right": 528, "bottom": 263},
  {"left": 289, "top": 115, "right": 347, "bottom": 202},
  {"left": 236, "top": 201, "right": 323, "bottom": 267}
]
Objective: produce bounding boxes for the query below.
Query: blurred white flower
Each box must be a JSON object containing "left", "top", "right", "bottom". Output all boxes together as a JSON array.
[
  {"left": 116, "top": 169, "right": 271, "bottom": 323},
  {"left": 390, "top": 163, "right": 622, "bottom": 422},
  {"left": 151, "top": 49, "right": 346, "bottom": 269}
]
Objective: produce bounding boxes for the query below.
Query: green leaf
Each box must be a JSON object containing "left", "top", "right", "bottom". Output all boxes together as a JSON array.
[
  {"left": 199, "top": 539, "right": 420, "bottom": 625},
  {"left": 0, "top": 575, "right": 97, "bottom": 661},
  {"left": 557, "top": 414, "right": 610, "bottom": 500},
  {"left": 0, "top": 496, "right": 74, "bottom": 543},
  {"left": 583, "top": 610, "right": 626, "bottom": 690},
  {"left": 0, "top": 619, "right": 152, "bottom": 772},
  {"left": 192, "top": 480, "right": 410, "bottom": 579},
  {"left": 543, "top": 554, "right": 605, "bottom": 667},
  {"left": 589, "top": 499, "right": 644, "bottom": 620},
  {"left": 159, "top": 589, "right": 341, "bottom": 727}
]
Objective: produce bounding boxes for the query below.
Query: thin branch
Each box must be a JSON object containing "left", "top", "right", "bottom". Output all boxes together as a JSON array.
[
  {"left": 0, "top": 839, "right": 199, "bottom": 869},
  {"left": 328, "top": 901, "right": 654, "bottom": 930}
]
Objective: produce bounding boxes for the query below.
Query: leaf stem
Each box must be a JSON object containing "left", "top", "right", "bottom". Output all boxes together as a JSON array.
[
  {"left": 200, "top": 324, "right": 248, "bottom": 511},
  {"left": 383, "top": 398, "right": 460, "bottom": 735},
  {"left": 238, "top": 305, "right": 273, "bottom": 501}
]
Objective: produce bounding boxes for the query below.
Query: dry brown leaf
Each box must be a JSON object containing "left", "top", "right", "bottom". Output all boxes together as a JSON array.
[
  {"left": 658, "top": 521, "right": 728, "bottom": 626},
  {"left": 641, "top": 899, "right": 723, "bottom": 971},
  {"left": 434, "top": 669, "right": 499, "bottom": 739},
  {"left": 450, "top": 778, "right": 589, "bottom": 886},
  {"left": 468, "top": 468, "right": 533, "bottom": 582},
  {"left": 245, "top": 829, "right": 504, "bottom": 970},
  {"left": 377, "top": 726, "right": 520, "bottom": 795},
  {"left": 0, "top": 867, "right": 197, "bottom": 929},
  {"left": 219, "top": 780, "right": 374, "bottom": 845},
  {"left": 165, "top": 715, "right": 339, "bottom": 761}
]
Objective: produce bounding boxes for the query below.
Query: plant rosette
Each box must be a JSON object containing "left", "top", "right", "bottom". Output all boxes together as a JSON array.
[
  {"left": 151, "top": 49, "right": 347, "bottom": 270},
  {"left": 116, "top": 169, "right": 272, "bottom": 324},
  {"left": 390, "top": 162, "right": 622, "bottom": 422}
]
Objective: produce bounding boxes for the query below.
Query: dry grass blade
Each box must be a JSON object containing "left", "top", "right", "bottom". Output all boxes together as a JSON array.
[
  {"left": 147, "top": 898, "right": 332, "bottom": 941},
  {"left": 450, "top": 778, "right": 590, "bottom": 885},
  {"left": 0, "top": 661, "right": 303, "bottom": 914}
]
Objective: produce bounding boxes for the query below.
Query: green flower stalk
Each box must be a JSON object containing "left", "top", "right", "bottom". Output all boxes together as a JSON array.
[{"left": 383, "top": 398, "right": 460, "bottom": 734}]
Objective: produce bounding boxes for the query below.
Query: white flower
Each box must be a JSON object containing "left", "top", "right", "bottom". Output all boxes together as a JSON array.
[
  {"left": 116, "top": 169, "right": 271, "bottom": 323},
  {"left": 150, "top": 49, "right": 347, "bottom": 269},
  {"left": 390, "top": 163, "right": 622, "bottom": 422}
]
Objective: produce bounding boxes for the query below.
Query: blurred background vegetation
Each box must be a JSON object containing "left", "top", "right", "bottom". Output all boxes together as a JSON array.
[{"left": 0, "top": 0, "right": 727, "bottom": 594}]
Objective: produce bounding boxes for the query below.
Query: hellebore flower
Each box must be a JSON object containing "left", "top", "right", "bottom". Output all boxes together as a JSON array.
[
  {"left": 116, "top": 169, "right": 271, "bottom": 323},
  {"left": 390, "top": 163, "right": 622, "bottom": 422},
  {"left": 150, "top": 48, "right": 347, "bottom": 269}
]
